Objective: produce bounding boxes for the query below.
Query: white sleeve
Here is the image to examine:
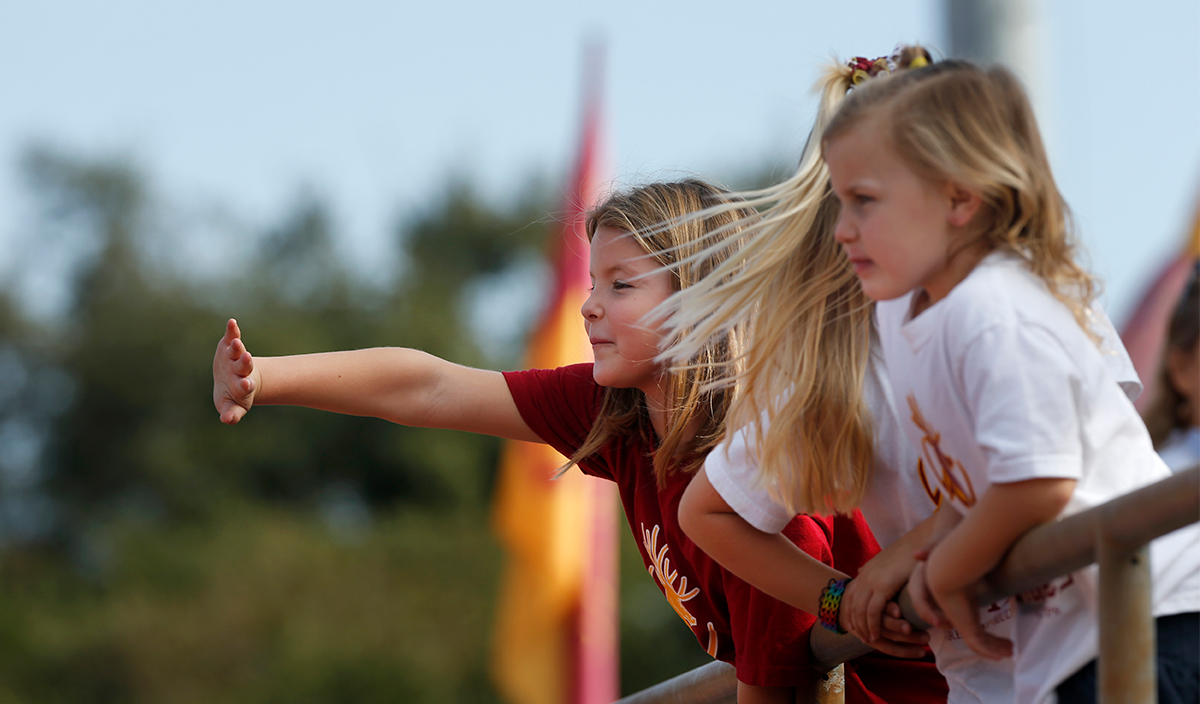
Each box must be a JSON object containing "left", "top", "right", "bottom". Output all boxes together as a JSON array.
[
  {"left": 962, "top": 323, "right": 1085, "bottom": 484},
  {"left": 703, "top": 425, "right": 794, "bottom": 534},
  {"left": 1089, "top": 303, "right": 1143, "bottom": 402}
]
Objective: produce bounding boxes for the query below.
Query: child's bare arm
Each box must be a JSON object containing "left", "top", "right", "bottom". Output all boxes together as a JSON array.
[
  {"left": 212, "top": 319, "right": 541, "bottom": 442},
  {"left": 924, "top": 477, "right": 1076, "bottom": 659},
  {"left": 678, "top": 470, "right": 929, "bottom": 659},
  {"left": 840, "top": 511, "right": 937, "bottom": 644},
  {"left": 908, "top": 504, "right": 962, "bottom": 628}
]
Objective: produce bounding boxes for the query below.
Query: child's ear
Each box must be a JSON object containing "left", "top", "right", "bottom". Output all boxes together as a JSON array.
[{"left": 944, "top": 183, "right": 984, "bottom": 227}]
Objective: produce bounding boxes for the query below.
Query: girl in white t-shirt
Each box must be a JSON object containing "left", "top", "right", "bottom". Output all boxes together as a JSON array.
[
  {"left": 665, "top": 47, "right": 1018, "bottom": 704},
  {"left": 813, "top": 55, "right": 1200, "bottom": 704}
]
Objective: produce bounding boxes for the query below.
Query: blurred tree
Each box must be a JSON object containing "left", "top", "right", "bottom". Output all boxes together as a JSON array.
[
  {"left": 16, "top": 149, "right": 557, "bottom": 531},
  {"left": 391, "top": 177, "right": 552, "bottom": 365},
  {"left": 22, "top": 148, "right": 234, "bottom": 533}
]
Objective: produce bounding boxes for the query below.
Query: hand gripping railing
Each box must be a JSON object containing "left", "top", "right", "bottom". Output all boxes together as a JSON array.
[{"left": 616, "top": 466, "right": 1200, "bottom": 704}]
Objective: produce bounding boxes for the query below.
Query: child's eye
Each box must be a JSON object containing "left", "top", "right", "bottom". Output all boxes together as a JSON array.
[{"left": 612, "top": 280, "right": 632, "bottom": 290}]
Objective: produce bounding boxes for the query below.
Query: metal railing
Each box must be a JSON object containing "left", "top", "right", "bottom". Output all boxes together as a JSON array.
[{"left": 616, "top": 465, "right": 1199, "bottom": 704}]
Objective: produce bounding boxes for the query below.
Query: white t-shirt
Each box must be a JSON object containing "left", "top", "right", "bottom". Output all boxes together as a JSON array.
[
  {"left": 874, "top": 252, "right": 1200, "bottom": 704},
  {"left": 706, "top": 342, "right": 1016, "bottom": 704},
  {"left": 1158, "top": 427, "right": 1200, "bottom": 474}
]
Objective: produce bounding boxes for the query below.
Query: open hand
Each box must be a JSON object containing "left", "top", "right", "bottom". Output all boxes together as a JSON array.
[
  {"left": 841, "top": 538, "right": 920, "bottom": 644},
  {"left": 213, "top": 318, "right": 259, "bottom": 424},
  {"left": 924, "top": 567, "right": 1012, "bottom": 660},
  {"left": 921, "top": 547, "right": 1012, "bottom": 660}
]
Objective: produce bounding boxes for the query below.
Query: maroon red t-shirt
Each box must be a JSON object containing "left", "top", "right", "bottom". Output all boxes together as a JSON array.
[{"left": 503, "top": 364, "right": 947, "bottom": 701}]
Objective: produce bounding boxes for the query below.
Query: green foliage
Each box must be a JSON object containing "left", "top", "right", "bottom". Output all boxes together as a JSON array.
[{"left": 0, "top": 506, "right": 503, "bottom": 704}]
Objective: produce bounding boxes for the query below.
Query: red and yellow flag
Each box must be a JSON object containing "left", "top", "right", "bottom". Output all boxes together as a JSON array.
[{"left": 490, "top": 47, "right": 619, "bottom": 704}]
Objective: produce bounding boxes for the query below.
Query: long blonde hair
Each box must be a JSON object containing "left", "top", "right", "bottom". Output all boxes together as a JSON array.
[
  {"left": 569, "top": 179, "right": 759, "bottom": 486},
  {"left": 822, "top": 57, "right": 1098, "bottom": 332},
  {"left": 658, "top": 52, "right": 933, "bottom": 515}
]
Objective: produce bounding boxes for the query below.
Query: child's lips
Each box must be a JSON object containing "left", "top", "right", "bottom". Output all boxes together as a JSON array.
[
  {"left": 847, "top": 256, "right": 873, "bottom": 274},
  {"left": 589, "top": 337, "right": 613, "bottom": 346}
]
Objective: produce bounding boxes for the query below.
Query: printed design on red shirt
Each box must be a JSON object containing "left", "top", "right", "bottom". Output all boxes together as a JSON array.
[
  {"left": 907, "top": 394, "right": 976, "bottom": 508},
  {"left": 641, "top": 523, "right": 720, "bottom": 657},
  {"left": 642, "top": 523, "right": 700, "bottom": 625}
]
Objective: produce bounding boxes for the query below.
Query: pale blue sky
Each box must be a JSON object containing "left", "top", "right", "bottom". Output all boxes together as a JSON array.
[{"left": 1, "top": 0, "right": 1196, "bottom": 323}]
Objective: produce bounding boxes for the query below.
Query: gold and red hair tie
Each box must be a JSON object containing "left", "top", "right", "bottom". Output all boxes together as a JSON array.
[
  {"left": 847, "top": 47, "right": 931, "bottom": 85},
  {"left": 848, "top": 56, "right": 891, "bottom": 85}
]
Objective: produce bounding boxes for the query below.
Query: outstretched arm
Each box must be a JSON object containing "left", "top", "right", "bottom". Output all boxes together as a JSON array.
[
  {"left": 678, "top": 469, "right": 929, "bottom": 659},
  {"left": 212, "top": 318, "right": 541, "bottom": 442}
]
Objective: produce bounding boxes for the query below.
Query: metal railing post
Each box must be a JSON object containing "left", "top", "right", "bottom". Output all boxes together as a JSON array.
[
  {"left": 614, "top": 661, "right": 737, "bottom": 704},
  {"left": 1097, "top": 538, "right": 1156, "bottom": 703},
  {"left": 611, "top": 661, "right": 846, "bottom": 704}
]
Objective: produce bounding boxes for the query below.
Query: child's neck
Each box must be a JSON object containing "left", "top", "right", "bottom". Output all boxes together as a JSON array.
[
  {"left": 912, "top": 241, "right": 992, "bottom": 316},
  {"left": 644, "top": 384, "right": 670, "bottom": 439}
]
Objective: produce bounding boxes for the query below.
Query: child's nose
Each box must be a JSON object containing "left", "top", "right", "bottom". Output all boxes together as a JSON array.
[
  {"left": 833, "top": 212, "right": 855, "bottom": 244},
  {"left": 580, "top": 292, "right": 600, "bottom": 320}
]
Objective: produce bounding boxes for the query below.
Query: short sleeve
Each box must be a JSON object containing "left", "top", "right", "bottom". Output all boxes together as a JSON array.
[
  {"left": 704, "top": 425, "right": 794, "bottom": 534},
  {"left": 502, "top": 364, "right": 610, "bottom": 479},
  {"left": 962, "top": 324, "right": 1084, "bottom": 484},
  {"left": 1089, "top": 303, "right": 1143, "bottom": 402}
]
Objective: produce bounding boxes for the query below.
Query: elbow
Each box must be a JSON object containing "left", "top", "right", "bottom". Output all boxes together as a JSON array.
[
  {"left": 1018, "top": 477, "right": 1077, "bottom": 522},
  {"left": 1044, "top": 478, "right": 1076, "bottom": 518}
]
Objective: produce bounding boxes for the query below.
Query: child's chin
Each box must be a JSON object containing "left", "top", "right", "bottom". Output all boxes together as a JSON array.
[
  {"left": 591, "top": 368, "right": 632, "bottom": 390},
  {"left": 860, "top": 282, "right": 907, "bottom": 302}
]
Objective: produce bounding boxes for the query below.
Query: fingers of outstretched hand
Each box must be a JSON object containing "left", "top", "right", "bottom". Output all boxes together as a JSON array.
[
  {"left": 220, "top": 404, "right": 247, "bottom": 426},
  {"left": 229, "top": 339, "right": 254, "bottom": 375},
  {"left": 214, "top": 318, "right": 255, "bottom": 424},
  {"left": 223, "top": 318, "right": 241, "bottom": 344}
]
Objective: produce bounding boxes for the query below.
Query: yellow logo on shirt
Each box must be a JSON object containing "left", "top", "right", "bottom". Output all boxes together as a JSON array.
[
  {"left": 642, "top": 523, "right": 699, "bottom": 625},
  {"left": 908, "top": 395, "right": 976, "bottom": 508},
  {"left": 642, "top": 523, "right": 719, "bottom": 656}
]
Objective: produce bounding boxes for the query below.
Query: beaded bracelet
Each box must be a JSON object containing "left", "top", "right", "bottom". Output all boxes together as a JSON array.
[{"left": 818, "top": 577, "right": 851, "bottom": 634}]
